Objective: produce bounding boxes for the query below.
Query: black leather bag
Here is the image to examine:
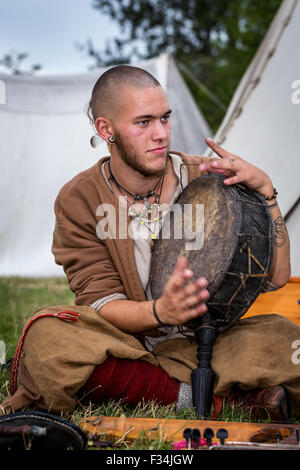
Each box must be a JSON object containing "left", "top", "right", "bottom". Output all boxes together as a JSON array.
[{"left": 0, "top": 410, "right": 87, "bottom": 451}]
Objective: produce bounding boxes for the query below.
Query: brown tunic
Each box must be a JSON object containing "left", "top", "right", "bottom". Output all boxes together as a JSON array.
[{"left": 51, "top": 152, "right": 206, "bottom": 306}]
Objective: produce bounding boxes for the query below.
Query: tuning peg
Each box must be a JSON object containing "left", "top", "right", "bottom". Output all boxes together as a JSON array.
[
  {"left": 216, "top": 428, "right": 228, "bottom": 445},
  {"left": 183, "top": 428, "right": 192, "bottom": 449},
  {"left": 191, "top": 428, "right": 201, "bottom": 449},
  {"left": 203, "top": 427, "right": 214, "bottom": 446}
]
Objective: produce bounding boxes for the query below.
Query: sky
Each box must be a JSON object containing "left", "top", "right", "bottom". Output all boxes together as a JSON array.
[{"left": 0, "top": 0, "right": 128, "bottom": 75}]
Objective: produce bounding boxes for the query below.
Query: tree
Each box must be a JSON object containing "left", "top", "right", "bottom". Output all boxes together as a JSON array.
[
  {"left": 0, "top": 51, "right": 42, "bottom": 75},
  {"left": 81, "top": 0, "right": 282, "bottom": 131}
]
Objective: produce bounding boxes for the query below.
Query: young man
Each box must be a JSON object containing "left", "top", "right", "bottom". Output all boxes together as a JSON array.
[{"left": 2, "top": 66, "right": 299, "bottom": 420}]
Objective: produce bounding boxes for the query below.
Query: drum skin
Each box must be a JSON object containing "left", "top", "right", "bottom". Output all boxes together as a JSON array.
[{"left": 150, "top": 175, "right": 274, "bottom": 333}]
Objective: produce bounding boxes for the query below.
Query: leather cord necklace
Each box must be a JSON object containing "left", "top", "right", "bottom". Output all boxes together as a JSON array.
[
  {"left": 107, "top": 160, "right": 163, "bottom": 209},
  {"left": 107, "top": 160, "right": 165, "bottom": 245}
]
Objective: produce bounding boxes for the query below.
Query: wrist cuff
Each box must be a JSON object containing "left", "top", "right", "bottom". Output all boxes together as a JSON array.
[
  {"left": 153, "top": 300, "right": 169, "bottom": 327},
  {"left": 260, "top": 187, "right": 278, "bottom": 201}
]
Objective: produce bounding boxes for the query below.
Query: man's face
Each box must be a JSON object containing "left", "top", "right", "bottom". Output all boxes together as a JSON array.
[{"left": 111, "top": 86, "right": 172, "bottom": 177}]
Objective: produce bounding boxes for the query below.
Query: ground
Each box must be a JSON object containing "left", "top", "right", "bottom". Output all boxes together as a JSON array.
[{"left": 0, "top": 277, "right": 297, "bottom": 450}]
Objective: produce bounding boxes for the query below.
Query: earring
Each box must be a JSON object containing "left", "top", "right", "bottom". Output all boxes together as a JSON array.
[
  {"left": 108, "top": 135, "right": 115, "bottom": 144},
  {"left": 90, "top": 134, "right": 101, "bottom": 148}
]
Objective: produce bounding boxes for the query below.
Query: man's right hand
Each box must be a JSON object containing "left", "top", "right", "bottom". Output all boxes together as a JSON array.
[{"left": 155, "top": 256, "right": 209, "bottom": 326}]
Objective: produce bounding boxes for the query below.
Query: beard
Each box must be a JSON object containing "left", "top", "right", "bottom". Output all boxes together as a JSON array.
[{"left": 113, "top": 130, "right": 168, "bottom": 178}]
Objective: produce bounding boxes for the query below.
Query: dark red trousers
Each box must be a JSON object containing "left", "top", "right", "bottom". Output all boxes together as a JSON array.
[{"left": 80, "top": 356, "right": 180, "bottom": 406}]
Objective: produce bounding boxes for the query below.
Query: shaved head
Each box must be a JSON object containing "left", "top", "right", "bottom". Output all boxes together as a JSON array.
[{"left": 87, "top": 65, "right": 161, "bottom": 123}]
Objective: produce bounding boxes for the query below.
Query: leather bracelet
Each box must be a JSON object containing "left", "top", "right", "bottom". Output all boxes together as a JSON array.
[
  {"left": 153, "top": 300, "right": 169, "bottom": 327},
  {"left": 260, "top": 187, "right": 278, "bottom": 201},
  {"left": 267, "top": 201, "right": 278, "bottom": 209}
]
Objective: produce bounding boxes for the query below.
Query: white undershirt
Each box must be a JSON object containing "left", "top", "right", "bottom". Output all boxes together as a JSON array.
[{"left": 91, "top": 154, "right": 194, "bottom": 350}]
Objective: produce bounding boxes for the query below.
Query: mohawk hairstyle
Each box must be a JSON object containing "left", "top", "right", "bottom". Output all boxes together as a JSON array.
[{"left": 87, "top": 65, "right": 161, "bottom": 124}]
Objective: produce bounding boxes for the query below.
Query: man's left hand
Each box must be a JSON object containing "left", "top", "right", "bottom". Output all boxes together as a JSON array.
[{"left": 200, "top": 138, "right": 274, "bottom": 198}]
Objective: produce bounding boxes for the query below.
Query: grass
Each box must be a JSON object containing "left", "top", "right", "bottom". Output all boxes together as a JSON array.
[
  {"left": 0, "top": 277, "right": 75, "bottom": 348},
  {"left": 0, "top": 277, "right": 298, "bottom": 450},
  {"left": 68, "top": 399, "right": 259, "bottom": 450}
]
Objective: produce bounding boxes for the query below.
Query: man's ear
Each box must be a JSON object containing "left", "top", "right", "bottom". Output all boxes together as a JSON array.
[{"left": 94, "top": 117, "right": 114, "bottom": 142}]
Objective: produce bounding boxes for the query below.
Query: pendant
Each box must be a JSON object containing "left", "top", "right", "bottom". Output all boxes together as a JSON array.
[{"left": 149, "top": 233, "right": 157, "bottom": 250}]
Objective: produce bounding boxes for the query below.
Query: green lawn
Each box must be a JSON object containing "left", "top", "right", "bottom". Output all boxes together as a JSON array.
[
  {"left": 0, "top": 277, "right": 75, "bottom": 349},
  {"left": 0, "top": 276, "right": 75, "bottom": 414},
  {"left": 0, "top": 277, "right": 296, "bottom": 450}
]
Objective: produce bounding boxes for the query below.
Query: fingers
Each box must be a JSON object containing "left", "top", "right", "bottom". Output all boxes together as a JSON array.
[
  {"left": 199, "top": 139, "right": 246, "bottom": 184},
  {"left": 200, "top": 141, "right": 272, "bottom": 194},
  {"left": 167, "top": 256, "right": 193, "bottom": 292},
  {"left": 188, "top": 302, "right": 208, "bottom": 317},
  {"left": 223, "top": 174, "right": 243, "bottom": 185},
  {"left": 200, "top": 155, "right": 239, "bottom": 172},
  {"left": 168, "top": 257, "right": 208, "bottom": 293},
  {"left": 183, "top": 276, "right": 208, "bottom": 297},
  {"left": 205, "top": 138, "right": 237, "bottom": 160},
  {"left": 184, "top": 288, "right": 210, "bottom": 308},
  {"left": 175, "top": 276, "right": 209, "bottom": 312},
  {"left": 199, "top": 159, "right": 235, "bottom": 177},
  {"left": 160, "top": 256, "right": 210, "bottom": 325}
]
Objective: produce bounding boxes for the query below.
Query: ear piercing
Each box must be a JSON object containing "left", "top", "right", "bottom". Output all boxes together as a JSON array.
[
  {"left": 90, "top": 134, "right": 101, "bottom": 148},
  {"left": 89, "top": 134, "right": 115, "bottom": 148}
]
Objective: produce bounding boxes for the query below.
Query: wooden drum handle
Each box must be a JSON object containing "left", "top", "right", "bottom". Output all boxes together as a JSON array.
[{"left": 191, "top": 324, "right": 217, "bottom": 418}]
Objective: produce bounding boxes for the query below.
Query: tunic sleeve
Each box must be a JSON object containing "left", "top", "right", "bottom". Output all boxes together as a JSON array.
[{"left": 52, "top": 188, "right": 126, "bottom": 307}]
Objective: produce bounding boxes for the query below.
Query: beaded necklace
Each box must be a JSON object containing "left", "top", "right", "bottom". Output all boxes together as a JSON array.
[{"left": 107, "top": 161, "right": 165, "bottom": 246}]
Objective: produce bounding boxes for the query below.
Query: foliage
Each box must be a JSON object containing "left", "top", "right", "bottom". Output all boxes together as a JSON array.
[
  {"left": 81, "top": 0, "right": 283, "bottom": 131},
  {"left": 0, "top": 51, "right": 42, "bottom": 75}
]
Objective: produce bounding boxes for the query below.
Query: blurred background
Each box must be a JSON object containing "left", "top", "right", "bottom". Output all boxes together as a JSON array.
[
  {"left": 1, "top": 0, "right": 284, "bottom": 130},
  {"left": 0, "top": 0, "right": 299, "bottom": 280}
]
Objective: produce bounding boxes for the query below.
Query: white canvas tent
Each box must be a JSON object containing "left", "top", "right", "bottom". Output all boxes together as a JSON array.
[
  {"left": 0, "top": 54, "right": 211, "bottom": 276},
  {"left": 207, "top": 0, "right": 300, "bottom": 276}
]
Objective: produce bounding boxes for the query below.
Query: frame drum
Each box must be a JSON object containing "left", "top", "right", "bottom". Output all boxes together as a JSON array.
[{"left": 150, "top": 174, "right": 274, "bottom": 333}]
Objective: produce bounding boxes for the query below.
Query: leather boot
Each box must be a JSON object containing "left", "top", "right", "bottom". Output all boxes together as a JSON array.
[{"left": 227, "top": 385, "right": 290, "bottom": 422}]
